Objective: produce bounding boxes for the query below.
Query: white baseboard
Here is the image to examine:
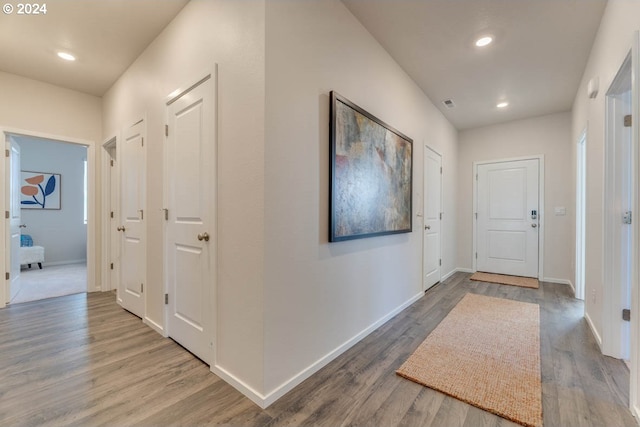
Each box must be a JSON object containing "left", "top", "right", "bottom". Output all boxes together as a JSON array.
[
  {"left": 441, "top": 269, "right": 457, "bottom": 281},
  {"left": 214, "top": 291, "right": 425, "bottom": 409},
  {"left": 144, "top": 316, "right": 166, "bottom": 337},
  {"left": 543, "top": 277, "right": 575, "bottom": 296},
  {"left": 632, "top": 403, "right": 640, "bottom": 424},
  {"left": 42, "top": 259, "right": 87, "bottom": 267},
  {"left": 584, "top": 311, "right": 603, "bottom": 350},
  {"left": 456, "top": 267, "right": 474, "bottom": 273}
]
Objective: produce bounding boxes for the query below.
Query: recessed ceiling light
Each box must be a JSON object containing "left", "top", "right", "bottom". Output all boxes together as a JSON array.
[
  {"left": 475, "top": 36, "right": 493, "bottom": 47},
  {"left": 57, "top": 52, "right": 76, "bottom": 61},
  {"left": 496, "top": 101, "right": 509, "bottom": 108}
]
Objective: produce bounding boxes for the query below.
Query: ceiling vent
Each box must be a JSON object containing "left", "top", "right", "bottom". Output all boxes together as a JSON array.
[{"left": 442, "top": 99, "right": 456, "bottom": 109}]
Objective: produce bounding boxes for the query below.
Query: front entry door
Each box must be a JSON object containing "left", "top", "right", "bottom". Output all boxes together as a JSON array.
[
  {"left": 423, "top": 146, "right": 441, "bottom": 291},
  {"left": 118, "top": 120, "right": 145, "bottom": 318},
  {"left": 476, "top": 159, "right": 539, "bottom": 278},
  {"left": 165, "top": 74, "right": 216, "bottom": 365}
]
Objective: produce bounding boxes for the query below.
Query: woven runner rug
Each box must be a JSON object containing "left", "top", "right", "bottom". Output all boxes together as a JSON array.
[
  {"left": 470, "top": 272, "right": 539, "bottom": 289},
  {"left": 397, "top": 293, "right": 542, "bottom": 427}
]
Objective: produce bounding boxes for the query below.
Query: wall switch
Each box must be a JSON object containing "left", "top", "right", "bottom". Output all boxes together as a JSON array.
[{"left": 554, "top": 207, "right": 566, "bottom": 216}]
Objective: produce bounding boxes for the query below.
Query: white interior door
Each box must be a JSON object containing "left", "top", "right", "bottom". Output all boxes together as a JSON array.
[
  {"left": 476, "top": 159, "right": 539, "bottom": 278},
  {"left": 166, "top": 74, "right": 216, "bottom": 365},
  {"left": 423, "top": 146, "right": 441, "bottom": 291},
  {"left": 118, "top": 121, "right": 145, "bottom": 318},
  {"left": 8, "top": 139, "right": 21, "bottom": 302}
]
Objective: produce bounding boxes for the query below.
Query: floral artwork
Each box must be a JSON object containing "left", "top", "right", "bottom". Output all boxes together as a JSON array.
[{"left": 21, "top": 171, "right": 61, "bottom": 209}]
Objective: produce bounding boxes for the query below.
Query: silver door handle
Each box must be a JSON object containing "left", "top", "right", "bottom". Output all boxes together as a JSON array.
[
  {"left": 425, "top": 225, "right": 431, "bottom": 230},
  {"left": 531, "top": 224, "right": 537, "bottom": 228},
  {"left": 197, "top": 232, "right": 210, "bottom": 242}
]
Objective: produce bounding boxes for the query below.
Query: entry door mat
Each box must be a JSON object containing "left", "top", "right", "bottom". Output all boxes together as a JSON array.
[
  {"left": 470, "top": 272, "right": 539, "bottom": 289},
  {"left": 396, "top": 293, "right": 542, "bottom": 427}
]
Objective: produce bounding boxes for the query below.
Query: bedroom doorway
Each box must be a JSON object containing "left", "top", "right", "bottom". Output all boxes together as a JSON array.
[{"left": 3, "top": 131, "right": 93, "bottom": 306}]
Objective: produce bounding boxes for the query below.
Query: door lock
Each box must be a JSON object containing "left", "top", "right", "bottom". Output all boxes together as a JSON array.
[
  {"left": 531, "top": 224, "right": 537, "bottom": 228},
  {"left": 117, "top": 226, "right": 126, "bottom": 232},
  {"left": 425, "top": 225, "right": 431, "bottom": 230},
  {"left": 197, "top": 232, "right": 210, "bottom": 242}
]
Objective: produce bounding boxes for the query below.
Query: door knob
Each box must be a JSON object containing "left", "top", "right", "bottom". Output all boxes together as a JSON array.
[
  {"left": 117, "top": 226, "right": 126, "bottom": 232},
  {"left": 19, "top": 224, "right": 26, "bottom": 228},
  {"left": 425, "top": 225, "right": 431, "bottom": 230},
  {"left": 197, "top": 232, "right": 210, "bottom": 242},
  {"left": 531, "top": 224, "right": 537, "bottom": 228}
]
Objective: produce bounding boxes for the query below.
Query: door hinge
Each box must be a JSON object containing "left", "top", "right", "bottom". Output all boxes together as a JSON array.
[
  {"left": 5, "top": 272, "right": 9, "bottom": 280},
  {"left": 623, "top": 211, "right": 632, "bottom": 224},
  {"left": 476, "top": 173, "right": 478, "bottom": 181},
  {"left": 165, "top": 125, "right": 169, "bottom": 137},
  {"left": 110, "top": 159, "right": 114, "bottom": 167},
  {"left": 5, "top": 149, "right": 9, "bottom": 157},
  {"left": 110, "top": 263, "right": 114, "bottom": 270},
  {"left": 165, "top": 293, "right": 169, "bottom": 305},
  {"left": 475, "top": 212, "right": 478, "bottom": 219},
  {"left": 163, "top": 208, "right": 169, "bottom": 221},
  {"left": 623, "top": 309, "right": 630, "bottom": 321},
  {"left": 141, "top": 137, "right": 144, "bottom": 147},
  {"left": 440, "top": 166, "right": 443, "bottom": 174},
  {"left": 475, "top": 252, "right": 478, "bottom": 259},
  {"left": 141, "top": 283, "right": 144, "bottom": 293},
  {"left": 440, "top": 212, "right": 443, "bottom": 220},
  {"left": 140, "top": 209, "right": 144, "bottom": 220},
  {"left": 624, "top": 115, "right": 632, "bottom": 127},
  {"left": 439, "top": 259, "right": 442, "bottom": 266},
  {"left": 5, "top": 211, "right": 9, "bottom": 219},
  {"left": 110, "top": 211, "right": 114, "bottom": 219}
]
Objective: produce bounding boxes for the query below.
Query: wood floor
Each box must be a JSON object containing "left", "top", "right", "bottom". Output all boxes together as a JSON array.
[{"left": 0, "top": 272, "right": 637, "bottom": 426}]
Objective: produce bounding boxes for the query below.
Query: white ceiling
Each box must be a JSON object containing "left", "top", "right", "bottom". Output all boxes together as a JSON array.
[
  {"left": 0, "top": 0, "right": 189, "bottom": 97},
  {"left": 0, "top": 1, "right": 607, "bottom": 129},
  {"left": 343, "top": 0, "right": 607, "bottom": 130}
]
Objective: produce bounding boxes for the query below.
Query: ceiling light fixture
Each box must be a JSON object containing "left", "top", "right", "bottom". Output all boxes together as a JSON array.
[
  {"left": 57, "top": 51, "right": 76, "bottom": 61},
  {"left": 496, "top": 101, "right": 509, "bottom": 108},
  {"left": 475, "top": 36, "right": 493, "bottom": 47}
]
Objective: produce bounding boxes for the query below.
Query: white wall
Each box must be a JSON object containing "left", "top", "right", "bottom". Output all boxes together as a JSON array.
[
  {"left": 571, "top": 1, "right": 640, "bottom": 417},
  {"left": 102, "top": 0, "right": 266, "bottom": 396},
  {"left": 14, "top": 136, "right": 87, "bottom": 265},
  {"left": 457, "top": 112, "right": 573, "bottom": 284},
  {"left": 0, "top": 71, "right": 101, "bottom": 300},
  {"left": 571, "top": 0, "right": 640, "bottom": 346},
  {"left": 263, "top": 0, "right": 458, "bottom": 401}
]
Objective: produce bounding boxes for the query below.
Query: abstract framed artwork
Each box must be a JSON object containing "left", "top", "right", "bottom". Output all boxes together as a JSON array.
[
  {"left": 330, "top": 91, "right": 413, "bottom": 242},
  {"left": 20, "top": 171, "right": 61, "bottom": 210}
]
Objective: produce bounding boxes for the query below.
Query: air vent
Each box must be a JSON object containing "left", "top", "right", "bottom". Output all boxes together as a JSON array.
[{"left": 442, "top": 99, "right": 455, "bottom": 109}]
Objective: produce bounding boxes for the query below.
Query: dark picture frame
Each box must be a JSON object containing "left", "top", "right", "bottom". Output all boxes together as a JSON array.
[{"left": 329, "top": 91, "right": 413, "bottom": 242}]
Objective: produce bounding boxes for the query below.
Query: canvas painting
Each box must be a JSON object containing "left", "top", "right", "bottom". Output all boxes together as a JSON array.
[
  {"left": 330, "top": 91, "right": 413, "bottom": 241},
  {"left": 20, "top": 171, "right": 61, "bottom": 210}
]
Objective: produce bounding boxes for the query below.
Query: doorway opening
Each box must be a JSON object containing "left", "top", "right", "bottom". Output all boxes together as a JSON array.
[{"left": 3, "top": 131, "right": 93, "bottom": 306}]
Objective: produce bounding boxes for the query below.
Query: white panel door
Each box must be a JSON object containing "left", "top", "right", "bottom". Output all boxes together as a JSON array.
[
  {"left": 423, "top": 146, "right": 441, "bottom": 291},
  {"left": 166, "top": 75, "right": 216, "bottom": 365},
  {"left": 477, "top": 159, "right": 539, "bottom": 278},
  {"left": 8, "top": 140, "right": 21, "bottom": 302},
  {"left": 118, "top": 121, "right": 145, "bottom": 318}
]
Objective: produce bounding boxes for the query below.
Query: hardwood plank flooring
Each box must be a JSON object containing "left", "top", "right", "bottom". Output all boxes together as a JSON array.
[{"left": 0, "top": 273, "right": 637, "bottom": 426}]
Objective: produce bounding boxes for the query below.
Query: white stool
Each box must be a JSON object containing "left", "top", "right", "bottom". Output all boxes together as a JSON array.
[{"left": 20, "top": 246, "right": 45, "bottom": 269}]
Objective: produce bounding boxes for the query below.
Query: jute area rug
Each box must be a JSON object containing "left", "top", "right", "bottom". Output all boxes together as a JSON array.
[
  {"left": 396, "top": 293, "right": 542, "bottom": 427},
  {"left": 471, "top": 272, "right": 539, "bottom": 289}
]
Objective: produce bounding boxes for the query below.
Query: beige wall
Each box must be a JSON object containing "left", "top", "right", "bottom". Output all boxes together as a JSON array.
[
  {"left": 0, "top": 71, "right": 102, "bottom": 305},
  {"left": 457, "top": 112, "right": 573, "bottom": 284},
  {"left": 263, "top": 0, "right": 458, "bottom": 401},
  {"left": 102, "top": 0, "right": 266, "bottom": 395},
  {"left": 571, "top": 0, "right": 640, "bottom": 344}
]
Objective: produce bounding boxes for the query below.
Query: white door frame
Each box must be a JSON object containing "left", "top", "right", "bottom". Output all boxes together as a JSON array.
[
  {"left": 575, "top": 129, "right": 587, "bottom": 301},
  {"left": 102, "top": 135, "right": 118, "bottom": 292},
  {"left": 603, "top": 50, "right": 632, "bottom": 361},
  {"left": 0, "top": 127, "right": 96, "bottom": 308},
  {"left": 423, "top": 144, "right": 442, "bottom": 291},
  {"left": 472, "top": 155, "right": 545, "bottom": 279},
  {"left": 629, "top": 30, "right": 639, "bottom": 419}
]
